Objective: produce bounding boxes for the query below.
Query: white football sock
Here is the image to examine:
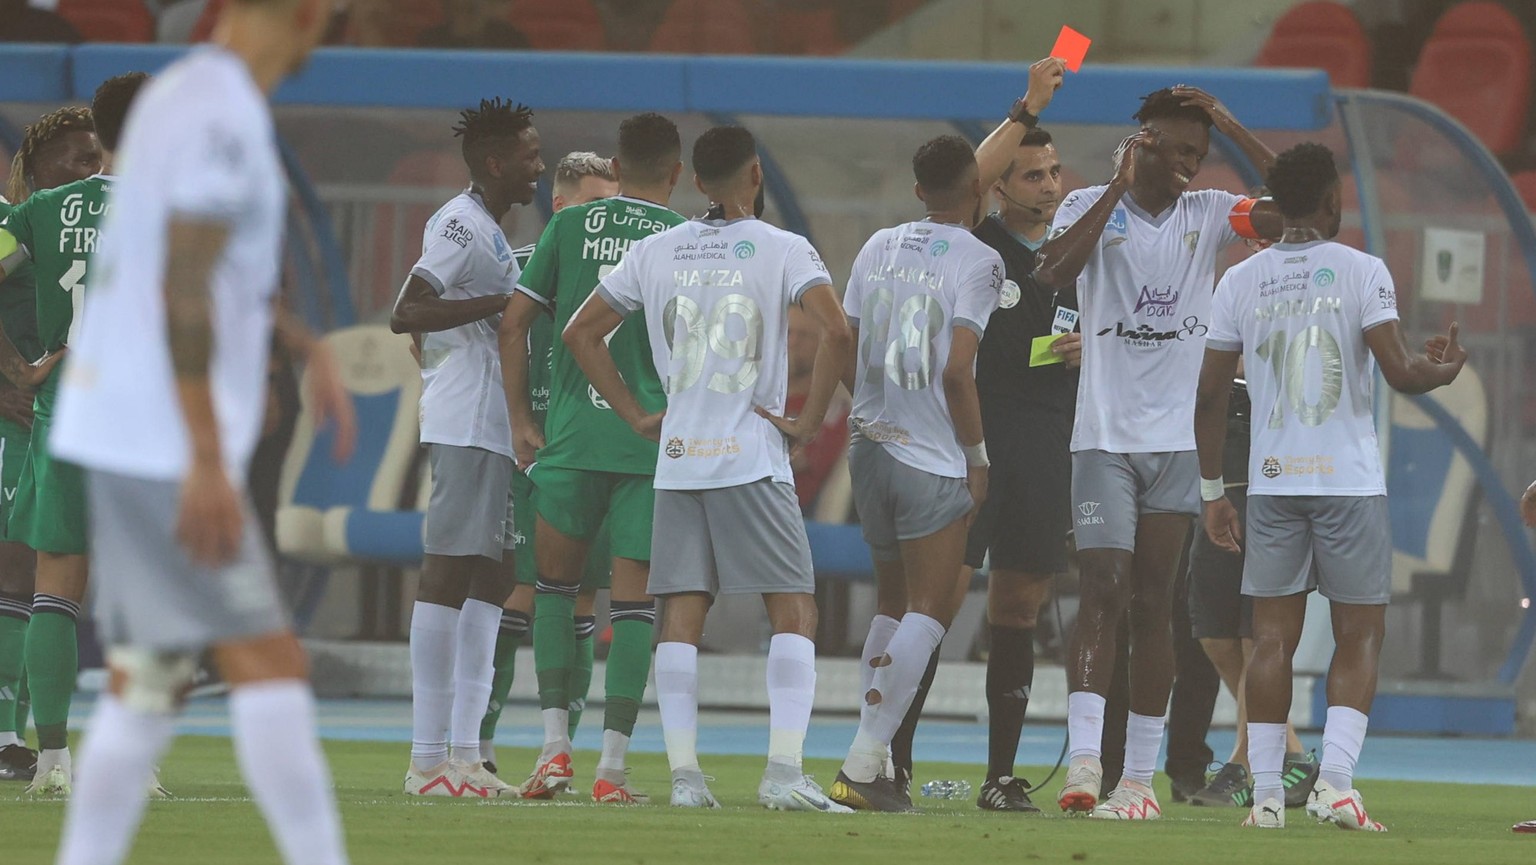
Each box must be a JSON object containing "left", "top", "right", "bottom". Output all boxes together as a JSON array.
[
  {"left": 1066, "top": 690, "right": 1107, "bottom": 762},
  {"left": 408, "top": 601, "right": 458, "bottom": 772},
  {"left": 858, "top": 615, "right": 899, "bottom": 729},
  {"left": 55, "top": 695, "right": 177, "bottom": 865},
  {"left": 596, "top": 729, "right": 630, "bottom": 783},
  {"left": 766, "top": 632, "right": 816, "bottom": 773},
  {"left": 840, "top": 613, "right": 945, "bottom": 783},
  {"left": 539, "top": 708, "right": 570, "bottom": 760},
  {"left": 654, "top": 641, "right": 700, "bottom": 774},
  {"left": 1248, "top": 721, "right": 1288, "bottom": 804},
  {"left": 1122, "top": 712, "right": 1166, "bottom": 786},
  {"left": 1320, "top": 705, "right": 1369, "bottom": 791},
  {"left": 449, "top": 599, "right": 499, "bottom": 764},
  {"left": 232, "top": 680, "right": 348, "bottom": 865},
  {"left": 0, "top": 731, "right": 18, "bottom": 747}
]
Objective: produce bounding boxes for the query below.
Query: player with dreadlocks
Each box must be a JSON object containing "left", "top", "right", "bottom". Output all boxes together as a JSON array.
[
  {"left": 1036, "top": 85, "right": 1283, "bottom": 819},
  {"left": 0, "top": 106, "right": 99, "bottom": 784},
  {"left": 0, "top": 75, "right": 152, "bottom": 798},
  {"left": 392, "top": 96, "right": 544, "bottom": 798}
]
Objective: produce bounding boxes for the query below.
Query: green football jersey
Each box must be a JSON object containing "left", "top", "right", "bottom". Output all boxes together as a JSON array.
[
  {"left": 516, "top": 241, "right": 554, "bottom": 433},
  {"left": 517, "top": 195, "right": 683, "bottom": 474},
  {"left": 1, "top": 175, "right": 112, "bottom": 399},
  {"left": 0, "top": 200, "right": 45, "bottom": 364}
]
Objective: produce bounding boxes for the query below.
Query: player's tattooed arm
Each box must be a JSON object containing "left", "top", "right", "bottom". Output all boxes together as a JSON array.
[
  {"left": 1034, "top": 130, "right": 1150, "bottom": 289},
  {"left": 563, "top": 293, "right": 659, "bottom": 441},
  {"left": 389, "top": 275, "right": 509, "bottom": 334},
  {"left": 499, "top": 291, "right": 547, "bottom": 467}
]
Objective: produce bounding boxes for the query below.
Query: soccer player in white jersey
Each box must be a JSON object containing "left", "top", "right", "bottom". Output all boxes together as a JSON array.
[
  {"left": 1035, "top": 87, "right": 1283, "bottom": 819},
  {"left": 828, "top": 135, "right": 1004, "bottom": 813},
  {"left": 390, "top": 97, "right": 544, "bottom": 798},
  {"left": 565, "top": 125, "right": 854, "bottom": 812},
  {"left": 1195, "top": 143, "right": 1466, "bottom": 830},
  {"left": 46, "top": 1, "right": 354, "bottom": 863}
]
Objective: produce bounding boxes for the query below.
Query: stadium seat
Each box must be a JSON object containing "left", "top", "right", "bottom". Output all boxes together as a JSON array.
[
  {"left": 190, "top": 0, "right": 222, "bottom": 41},
  {"left": 1254, "top": 1, "right": 1371, "bottom": 88},
  {"left": 276, "top": 326, "right": 423, "bottom": 565},
  {"left": 157, "top": 0, "right": 208, "bottom": 43},
  {"left": 649, "top": 0, "right": 758, "bottom": 55},
  {"left": 1409, "top": 2, "right": 1533, "bottom": 157},
  {"left": 1512, "top": 169, "right": 1536, "bottom": 211},
  {"left": 58, "top": 0, "right": 155, "bottom": 43},
  {"left": 1387, "top": 361, "right": 1488, "bottom": 677},
  {"left": 773, "top": 6, "right": 845, "bottom": 56},
  {"left": 511, "top": 0, "right": 604, "bottom": 52}
]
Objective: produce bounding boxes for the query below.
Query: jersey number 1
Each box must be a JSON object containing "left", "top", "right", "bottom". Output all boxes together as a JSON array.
[
  {"left": 1255, "top": 325, "right": 1343, "bottom": 429},
  {"left": 60, "top": 259, "right": 86, "bottom": 345}
]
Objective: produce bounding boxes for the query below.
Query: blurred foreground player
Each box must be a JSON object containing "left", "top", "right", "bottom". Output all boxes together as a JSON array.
[{"left": 47, "top": 2, "right": 356, "bottom": 863}]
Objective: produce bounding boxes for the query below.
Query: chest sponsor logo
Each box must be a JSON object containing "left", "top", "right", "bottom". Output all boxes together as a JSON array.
[
  {"left": 1313, "top": 267, "right": 1336, "bottom": 288},
  {"left": 999, "top": 279, "right": 1021, "bottom": 309},
  {"left": 931, "top": 240, "right": 950, "bottom": 257},
  {"left": 1095, "top": 316, "right": 1208, "bottom": 347},
  {"left": 584, "top": 207, "right": 608, "bottom": 234},
  {"left": 441, "top": 217, "right": 472, "bottom": 248},
  {"left": 672, "top": 240, "right": 729, "bottom": 262},
  {"left": 1133, "top": 285, "right": 1180, "bottom": 317},
  {"left": 1076, "top": 500, "right": 1105, "bottom": 527},
  {"left": 665, "top": 437, "right": 685, "bottom": 459},
  {"left": 733, "top": 240, "right": 756, "bottom": 259},
  {"left": 60, "top": 192, "right": 107, "bottom": 228}
]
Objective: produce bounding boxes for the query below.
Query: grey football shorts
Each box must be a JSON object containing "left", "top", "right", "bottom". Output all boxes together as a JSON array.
[
  {"left": 424, "top": 444, "right": 515, "bottom": 561},
  {"left": 1243, "top": 494, "right": 1391, "bottom": 605},
  {"left": 1070, "top": 449, "right": 1199, "bottom": 552},
  {"left": 87, "top": 469, "right": 289, "bottom": 651},
  {"left": 848, "top": 436, "right": 973, "bottom": 562},
  {"left": 648, "top": 478, "right": 815, "bottom": 597}
]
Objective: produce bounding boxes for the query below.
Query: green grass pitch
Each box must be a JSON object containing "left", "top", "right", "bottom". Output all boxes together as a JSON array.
[{"left": 7, "top": 736, "right": 1533, "bottom": 864}]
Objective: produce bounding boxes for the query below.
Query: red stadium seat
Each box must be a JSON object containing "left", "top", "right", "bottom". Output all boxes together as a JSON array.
[
  {"left": 1409, "top": 2, "right": 1533, "bottom": 157},
  {"left": 649, "top": 0, "right": 758, "bottom": 55},
  {"left": 774, "top": 6, "right": 845, "bottom": 56},
  {"left": 1254, "top": 1, "right": 1371, "bottom": 88},
  {"left": 511, "top": 0, "right": 605, "bottom": 52},
  {"left": 58, "top": 0, "right": 154, "bottom": 43},
  {"left": 191, "top": 0, "right": 223, "bottom": 42},
  {"left": 1511, "top": 170, "right": 1536, "bottom": 211}
]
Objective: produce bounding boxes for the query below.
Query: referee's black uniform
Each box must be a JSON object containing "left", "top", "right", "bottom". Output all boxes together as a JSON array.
[{"left": 964, "top": 214, "right": 1079, "bottom": 574}]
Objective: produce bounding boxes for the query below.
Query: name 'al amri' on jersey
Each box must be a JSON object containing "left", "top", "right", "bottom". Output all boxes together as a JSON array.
[
  {"left": 1208, "top": 239, "right": 1398, "bottom": 497},
  {"left": 411, "top": 190, "right": 521, "bottom": 459},
  {"left": 1049, "top": 186, "right": 1243, "bottom": 454},
  {"left": 844, "top": 220, "right": 1004, "bottom": 479},
  {"left": 592, "top": 217, "right": 832, "bottom": 491}
]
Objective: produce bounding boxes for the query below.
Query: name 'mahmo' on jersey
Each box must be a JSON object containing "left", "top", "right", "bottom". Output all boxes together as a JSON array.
[{"left": 582, "top": 204, "right": 674, "bottom": 262}]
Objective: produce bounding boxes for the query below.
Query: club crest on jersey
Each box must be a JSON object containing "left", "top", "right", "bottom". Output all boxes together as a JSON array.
[
  {"left": 999, "top": 279, "right": 1021, "bottom": 309},
  {"left": 665, "top": 437, "right": 685, "bottom": 459},
  {"left": 1133, "top": 285, "right": 1180, "bottom": 316},
  {"left": 1184, "top": 230, "right": 1200, "bottom": 254},
  {"left": 588, "top": 384, "right": 611, "bottom": 410},
  {"left": 733, "top": 240, "right": 756, "bottom": 259},
  {"left": 931, "top": 240, "right": 951, "bottom": 257},
  {"left": 1261, "top": 457, "right": 1282, "bottom": 479}
]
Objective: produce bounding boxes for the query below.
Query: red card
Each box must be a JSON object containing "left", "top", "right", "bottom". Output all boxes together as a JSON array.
[{"left": 1051, "top": 25, "right": 1092, "bottom": 72}]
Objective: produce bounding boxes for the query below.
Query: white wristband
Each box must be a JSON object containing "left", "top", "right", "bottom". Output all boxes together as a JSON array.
[
  {"left": 962, "top": 441, "right": 989, "bottom": 467},
  {"left": 1200, "top": 476, "right": 1226, "bottom": 502}
]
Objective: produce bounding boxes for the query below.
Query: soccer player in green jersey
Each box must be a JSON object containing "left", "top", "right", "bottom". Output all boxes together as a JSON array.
[
  {"left": 499, "top": 113, "right": 684, "bottom": 803},
  {"left": 0, "top": 106, "right": 100, "bottom": 783},
  {"left": 0, "top": 73, "right": 150, "bottom": 797},
  {"left": 480, "top": 151, "right": 618, "bottom": 775}
]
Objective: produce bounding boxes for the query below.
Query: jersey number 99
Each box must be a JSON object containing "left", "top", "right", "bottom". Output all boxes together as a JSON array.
[
  {"left": 859, "top": 288, "right": 945, "bottom": 390},
  {"left": 662, "top": 293, "right": 763, "bottom": 395}
]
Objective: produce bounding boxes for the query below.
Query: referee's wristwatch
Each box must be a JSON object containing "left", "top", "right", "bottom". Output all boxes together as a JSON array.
[{"left": 1008, "top": 97, "right": 1040, "bottom": 128}]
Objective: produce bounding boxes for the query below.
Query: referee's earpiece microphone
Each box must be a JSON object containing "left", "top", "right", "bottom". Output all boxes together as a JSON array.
[{"left": 997, "top": 187, "right": 1046, "bottom": 216}]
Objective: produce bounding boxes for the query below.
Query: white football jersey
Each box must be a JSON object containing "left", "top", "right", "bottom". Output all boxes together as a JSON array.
[
  {"left": 1208, "top": 239, "right": 1397, "bottom": 495},
  {"left": 844, "top": 221, "right": 1004, "bottom": 479},
  {"left": 411, "top": 191, "right": 519, "bottom": 458},
  {"left": 1050, "top": 185, "right": 1243, "bottom": 454},
  {"left": 52, "top": 46, "right": 286, "bottom": 483},
  {"left": 593, "top": 217, "right": 832, "bottom": 491}
]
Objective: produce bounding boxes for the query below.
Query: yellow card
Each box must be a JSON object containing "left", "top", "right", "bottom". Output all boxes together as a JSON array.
[{"left": 1030, "top": 333, "right": 1067, "bottom": 367}]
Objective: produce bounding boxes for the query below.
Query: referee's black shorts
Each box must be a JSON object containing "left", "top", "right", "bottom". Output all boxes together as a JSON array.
[
  {"left": 963, "top": 414, "right": 1072, "bottom": 575},
  {"left": 1187, "top": 484, "right": 1252, "bottom": 640}
]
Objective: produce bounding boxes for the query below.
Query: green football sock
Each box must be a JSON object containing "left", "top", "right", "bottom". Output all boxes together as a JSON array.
[
  {"left": 26, "top": 597, "right": 78, "bottom": 751},
  {"left": 480, "top": 609, "right": 530, "bottom": 741},
  {"left": 533, "top": 581, "right": 577, "bottom": 712},
  {"left": 603, "top": 604, "right": 655, "bottom": 737},
  {"left": 568, "top": 615, "right": 596, "bottom": 739},
  {"left": 0, "top": 601, "right": 26, "bottom": 736},
  {"left": 15, "top": 673, "right": 28, "bottom": 740}
]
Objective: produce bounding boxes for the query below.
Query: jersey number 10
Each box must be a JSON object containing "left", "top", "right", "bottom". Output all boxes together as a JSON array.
[
  {"left": 662, "top": 293, "right": 763, "bottom": 396},
  {"left": 1254, "top": 325, "right": 1344, "bottom": 429}
]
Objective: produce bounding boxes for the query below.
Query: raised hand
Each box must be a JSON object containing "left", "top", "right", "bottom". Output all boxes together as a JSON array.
[
  {"left": 1023, "top": 57, "right": 1068, "bottom": 115},
  {"left": 1112, "top": 129, "right": 1156, "bottom": 187}
]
